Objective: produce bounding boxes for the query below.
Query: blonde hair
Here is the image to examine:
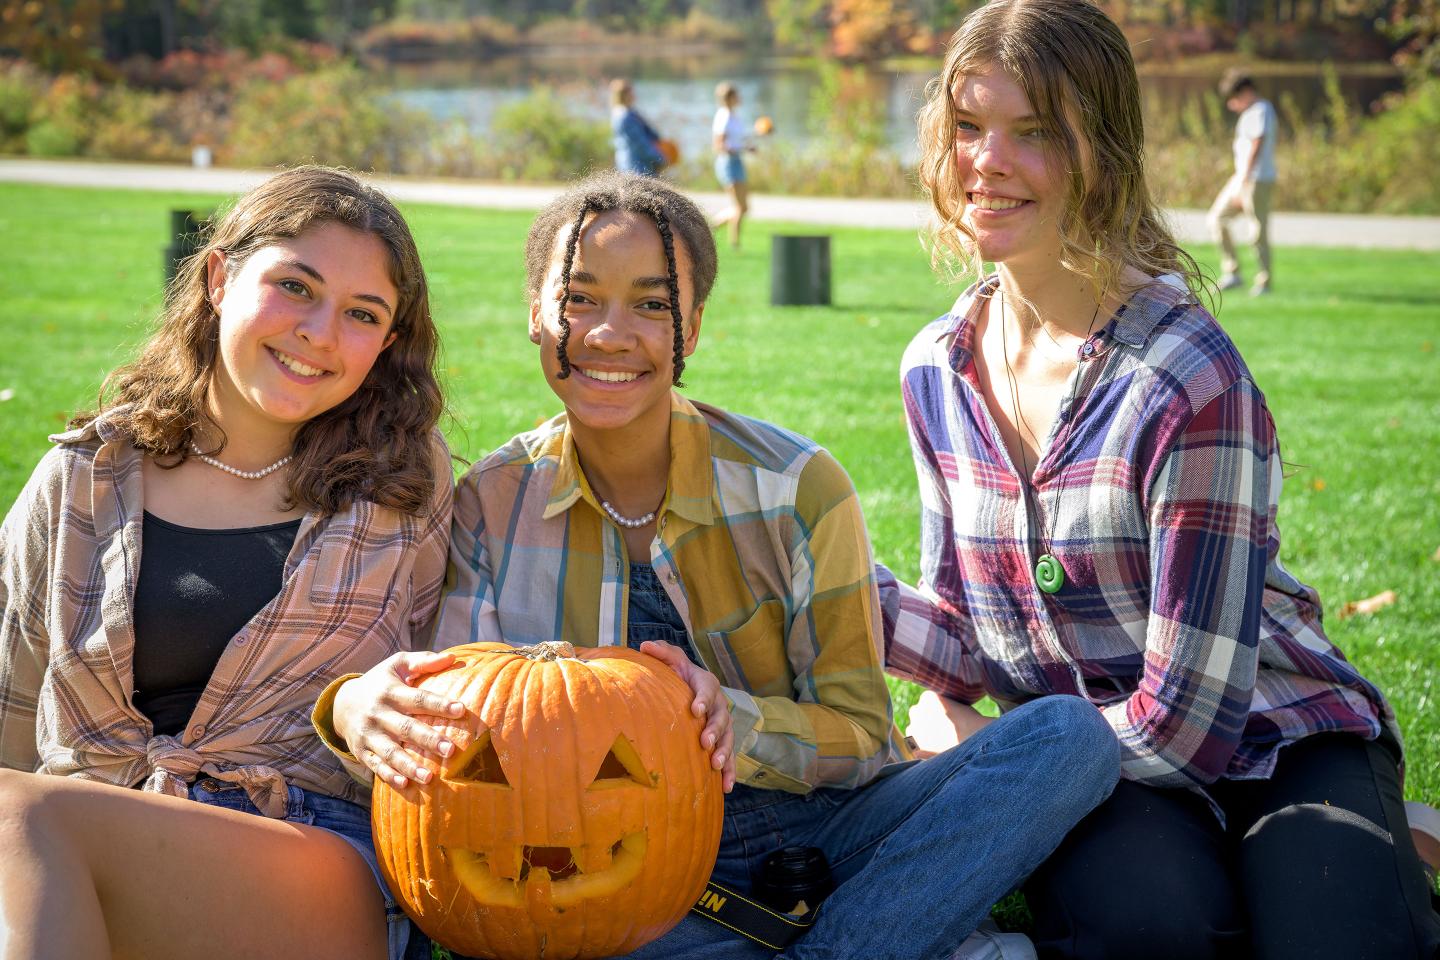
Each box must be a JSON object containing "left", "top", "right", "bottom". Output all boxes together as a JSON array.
[
  {"left": 609, "top": 78, "right": 633, "bottom": 107},
  {"left": 74, "top": 166, "right": 443, "bottom": 516},
  {"left": 916, "top": 0, "right": 1205, "bottom": 301},
  {"left": 715, "top": 82, "right": 738, "bottom": 106}
]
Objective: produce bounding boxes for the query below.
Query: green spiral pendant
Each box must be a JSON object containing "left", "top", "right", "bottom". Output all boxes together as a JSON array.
[{"left": 1035, "top": 553, "right": 1065, "bottom": 594}]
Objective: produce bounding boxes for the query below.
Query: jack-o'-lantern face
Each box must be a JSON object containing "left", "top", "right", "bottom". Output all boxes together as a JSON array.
[{"left": 372, "top": 641, "right": 724, "bottom": 960}]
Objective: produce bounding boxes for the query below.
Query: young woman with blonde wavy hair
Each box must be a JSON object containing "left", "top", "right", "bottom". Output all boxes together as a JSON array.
[
  {"left": 882, "top": 1, "right": 1440, "bottom": 957},
  {"left": 0, "top": 166, "right": 451, "bottom": 960}
]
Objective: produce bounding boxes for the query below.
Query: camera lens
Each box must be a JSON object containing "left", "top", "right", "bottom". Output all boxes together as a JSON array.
[{"left": 753, "top": 846, "right": 834, "bottom": 915}]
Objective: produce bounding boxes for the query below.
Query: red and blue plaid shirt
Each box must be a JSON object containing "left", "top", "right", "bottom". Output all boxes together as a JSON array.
[{"left": 882, "top": 276, "right": 1396, "bottom": 790}]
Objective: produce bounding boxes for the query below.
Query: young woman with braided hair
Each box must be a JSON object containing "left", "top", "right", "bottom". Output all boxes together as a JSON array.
[{"left": 322, "top": 171, "right": 1120, "bottom": 959}]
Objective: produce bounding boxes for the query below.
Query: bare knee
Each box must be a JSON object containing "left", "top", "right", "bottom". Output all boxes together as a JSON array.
[{"left": 0, "top": 768, "right": 61, "bottom": 843}]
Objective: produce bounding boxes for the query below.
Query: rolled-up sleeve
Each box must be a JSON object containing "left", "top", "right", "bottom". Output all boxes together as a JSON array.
[{"left": 0, "top": 454, "right": 57, "bottom": 772}]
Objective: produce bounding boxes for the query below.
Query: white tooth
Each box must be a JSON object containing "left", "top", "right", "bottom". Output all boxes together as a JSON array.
[
  {"left": 972, "top": 196, "right": 1024, "bottom": 211},
  {"left": 581, "top": 368, "right": 639, "bottom": 383},
  {"left": 276, "top": 351, "right": 324, "bottom": 376}
]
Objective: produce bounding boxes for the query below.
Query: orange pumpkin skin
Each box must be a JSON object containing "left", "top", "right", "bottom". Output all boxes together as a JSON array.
[{"left": 371, "top": 641, "right": 724, "bottom": 960}]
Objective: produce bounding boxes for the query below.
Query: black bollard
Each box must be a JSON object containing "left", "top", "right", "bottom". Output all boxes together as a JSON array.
[
  {"left": 164, "top": 210, "right": 205, "bottom": 286},
  {"left": 770, "top": 235, "right": 831, "bottom": 306}
]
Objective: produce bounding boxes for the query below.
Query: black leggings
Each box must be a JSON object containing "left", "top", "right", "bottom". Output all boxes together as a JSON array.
[{"left": 1022, "top": 733, "right": 1440, "bottom": 960}]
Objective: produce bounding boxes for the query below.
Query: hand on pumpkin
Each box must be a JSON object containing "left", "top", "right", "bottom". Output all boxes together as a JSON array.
[
  {"left": 333, "top": 650, "right": 472, "bottom": 791},
  {"left": 905, "top": 690, "right": 994, "bottom": 759},
  {"left": 638, "top": 640, "right": 737, "bottom": 793}
]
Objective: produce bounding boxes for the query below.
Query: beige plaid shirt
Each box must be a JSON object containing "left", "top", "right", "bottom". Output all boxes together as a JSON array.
[{"left": 0, "top": 411, "right": 452, "bottom": 815}]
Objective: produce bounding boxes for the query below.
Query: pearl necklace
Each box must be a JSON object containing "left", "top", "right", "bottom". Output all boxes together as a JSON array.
[
  {"left": 600, "top": 499, "right": 658, "bottom": 529},
  {"left": 190, "top": 443, "right": 293, "bottom": 480}
]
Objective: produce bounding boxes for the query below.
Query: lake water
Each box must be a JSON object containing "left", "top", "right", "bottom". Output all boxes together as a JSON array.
[{"left": 380, "top": 52, "right": 1403, "bottom": 165}]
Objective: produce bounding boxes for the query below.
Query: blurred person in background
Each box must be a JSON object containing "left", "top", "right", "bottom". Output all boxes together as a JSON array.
[{"left": 1208, "top": 69, "right": 1278, "bottom": 297}]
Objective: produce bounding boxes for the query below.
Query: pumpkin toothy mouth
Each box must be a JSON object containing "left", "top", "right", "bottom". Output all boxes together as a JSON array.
[{"left": 446, "top": 832, "right": 648, "bottom": 907}]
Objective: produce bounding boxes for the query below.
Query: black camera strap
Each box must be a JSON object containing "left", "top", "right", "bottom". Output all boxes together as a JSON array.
[{"left": 690, "top": 880, "right": 818, "bottom": 949}]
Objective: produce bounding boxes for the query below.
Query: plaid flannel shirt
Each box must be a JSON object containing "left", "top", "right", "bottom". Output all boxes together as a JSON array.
[
  {"left": 433, "top": 392, "right": 903, "bottom": 794},
  {"left": 0, "top": 411, "right": 452, "bottom": 815},
  {"left": 882, "top": 276, "right": 1396, "bottom": 790}
]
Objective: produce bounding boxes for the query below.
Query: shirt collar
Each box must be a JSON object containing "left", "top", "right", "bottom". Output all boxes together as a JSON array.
[
  {"left": 937, "top": 273, "right": 1195, "bottom": 357},
  {"left": 541, "top": 391, "right": 717, "bottom": 527}
]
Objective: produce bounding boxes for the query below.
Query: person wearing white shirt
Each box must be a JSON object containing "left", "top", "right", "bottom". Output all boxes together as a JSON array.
[
  {"left": 1208, "top": 69, "right": 1277, "bottom": 296},
  {"left": 711, "top": 82, "right": 750, "bottom": 249}
]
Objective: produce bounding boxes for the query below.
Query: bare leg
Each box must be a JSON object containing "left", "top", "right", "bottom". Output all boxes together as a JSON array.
[
  {"left": 729, "top": 182, "right": 749, "bottom": 249},
  {"left": 0, "top": 769, "right": 387, "bottom": 960},
  {"left": 1207, "top": 194, "right": 1242, "bottom": 280}
]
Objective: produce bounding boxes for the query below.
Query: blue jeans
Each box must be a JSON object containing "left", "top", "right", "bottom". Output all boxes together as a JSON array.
[
  {"left": 716, "top": 152, "right": 747, "bottom": 185},
  {"left": 622, "top": 696, "right": 1119, "bottom": 960},
  {"left": 188, "top": 779, "right": 427, "bottom": 960}
]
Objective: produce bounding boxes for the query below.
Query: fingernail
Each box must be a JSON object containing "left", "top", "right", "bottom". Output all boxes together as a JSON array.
[
  {"left": 714, "top": 753, "right": 725, "bottom": 767},
  {"left": 438, "top": 739, "right": 454, "bottom": 758},
  {"left": 415, "top": 768, "right": 432, "bottom": 784},
  {"left": 449, "top": 702, "right": 464, "bottom": 716},
  {"left": 394, "top": 775, "right": 408, "bottom": 789}
]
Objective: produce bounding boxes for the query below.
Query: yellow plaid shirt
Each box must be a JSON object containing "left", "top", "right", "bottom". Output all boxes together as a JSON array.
[{"left": 437, "top": 392, "right": 904, "bottom": 793}]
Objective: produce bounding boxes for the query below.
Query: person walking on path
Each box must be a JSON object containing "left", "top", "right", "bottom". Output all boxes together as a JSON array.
[
  {"left": 1208, "top": 69, "right": 1278, "bottom": 296},
  {"left": 610, "top": 79, "right": 667, "bottom": 178},
  {"left": 711, "top": 82, "right": 750, "bottom": 249},
  {"left": 883, "top": 1, "right": 1440, "bottom": 957}
]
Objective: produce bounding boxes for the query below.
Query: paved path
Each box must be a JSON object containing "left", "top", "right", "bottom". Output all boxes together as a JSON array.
[{"left": 4, "top": 158, "right": 1438, "bottom": 251}]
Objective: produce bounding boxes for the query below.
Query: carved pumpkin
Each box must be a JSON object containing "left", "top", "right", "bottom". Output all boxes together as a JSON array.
[{"left": 371, "top": 641, "right": 724, "bottom": 959}]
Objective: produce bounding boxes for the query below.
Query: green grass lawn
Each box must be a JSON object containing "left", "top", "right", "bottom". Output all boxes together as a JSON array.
[{"left": 1, "top": 183, "right": 1437, "bottom": 804}]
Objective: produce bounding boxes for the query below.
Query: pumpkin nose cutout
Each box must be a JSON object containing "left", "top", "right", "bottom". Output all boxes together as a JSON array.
[{"left": 589, "top": 735, "right": 655, "bottom": 789}]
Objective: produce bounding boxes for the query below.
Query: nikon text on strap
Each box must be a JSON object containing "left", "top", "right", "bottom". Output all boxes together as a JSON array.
[{"left": 690, "top": 880, "right": 818, "bottom": 949}]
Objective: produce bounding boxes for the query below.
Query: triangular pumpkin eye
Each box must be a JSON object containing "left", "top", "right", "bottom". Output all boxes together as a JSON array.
[
  {"left": 588, "top": 735, "right": 654, "bottom": 789},
  {"left": 452, "top": 731, "right": 510, "bottom": 785}
]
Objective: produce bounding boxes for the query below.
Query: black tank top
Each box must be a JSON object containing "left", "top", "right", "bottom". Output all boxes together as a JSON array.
[{"left": 131, "top": 511, "right": 301, "bottom": 736}]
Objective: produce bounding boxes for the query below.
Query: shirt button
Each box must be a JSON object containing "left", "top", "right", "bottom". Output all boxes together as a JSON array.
[
  {"left": 668, "top": 572, "right": 679, "bottom": 584},
  {"left": 1081, "top": 341, "right": 1096, "bottom": 357},
  {"left": 233, "top": 635, "right": 246, "bottom": 646},
  {"left": 190, "top": 724, "right": 206, "bottom": 738}
]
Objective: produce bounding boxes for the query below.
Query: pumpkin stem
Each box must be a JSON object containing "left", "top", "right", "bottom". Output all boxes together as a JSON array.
[{"left": 521, "top": 641, "right": 578, "bottom": 662}]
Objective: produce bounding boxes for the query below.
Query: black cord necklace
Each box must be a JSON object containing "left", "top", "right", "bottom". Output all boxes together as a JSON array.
[{"left": 997, "top": 285, "right": 1102, "bottom": 595}]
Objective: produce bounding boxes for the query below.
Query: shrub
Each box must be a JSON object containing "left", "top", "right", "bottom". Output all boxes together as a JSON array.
[
  {"left": 483, "top": 87, "right": 611, "bottom": 181},
  {"left": 226, "top": 64, "right": 434, "bottom": 171},
  {"left": 0, "top": 60, "right": 45, "bottom": 152}
]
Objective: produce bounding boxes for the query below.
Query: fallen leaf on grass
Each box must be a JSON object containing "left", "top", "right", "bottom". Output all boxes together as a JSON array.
[
  {"left": 1310, "top": 478, "right": 1327, "bottom": 492},
  {"left": 1337, "top": 590, "right": 1397, "bottom": 619}
]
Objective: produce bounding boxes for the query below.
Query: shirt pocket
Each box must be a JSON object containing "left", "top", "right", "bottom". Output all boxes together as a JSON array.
[{"left": 706, "top": 598, "right": 793, "bottom": 699}]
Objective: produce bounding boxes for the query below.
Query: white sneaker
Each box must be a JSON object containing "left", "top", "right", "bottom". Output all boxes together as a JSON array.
[
  {"left": 1407, "top": 800, "right": 1440, "bottom": 890},
  {"left": 1218, "top": 273, "right": 1243, "bottom": 291}
]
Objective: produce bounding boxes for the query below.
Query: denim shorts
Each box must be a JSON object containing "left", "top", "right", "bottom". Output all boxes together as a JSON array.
[
  {"left": 715, "top": 151, "right": 747, "bottom": 186},
  {"left": 189, "top": 779, "right": 429, "bottom": 960}
]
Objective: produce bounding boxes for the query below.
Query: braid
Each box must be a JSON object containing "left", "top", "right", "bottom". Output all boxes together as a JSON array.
[
  {"left": 652, "top": 207, "right": 687, "bottom": 386},
  {"left": 555, "top": 202, "right": 591, "bottom": 380}
]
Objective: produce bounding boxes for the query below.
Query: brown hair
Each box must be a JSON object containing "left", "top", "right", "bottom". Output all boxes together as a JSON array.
[
  {"left": 715, "top": 82, "right": 739, "bottom": 106},
  {"left": 1218, "top": 68, "right": 1256, "bottom": 99},
  {"left": 609, "top": 78, "right": 634, "bottom": 107},
  {"left": 523, "top": 171, "right": 717, "bottom": 388},
  {"left": 915, "top": 0, "right": 1205, "bottom": 300},
  {"left": 74, "top": 165, "right": 443, "bottom": 516}
]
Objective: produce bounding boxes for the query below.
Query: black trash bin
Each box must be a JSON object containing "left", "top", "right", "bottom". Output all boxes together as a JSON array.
[
  {"left": 164, "top": 210, "right": 205, "bottom": 285},
  {"left": 770, "top": 235, "right": 831, "bottom": 306}
]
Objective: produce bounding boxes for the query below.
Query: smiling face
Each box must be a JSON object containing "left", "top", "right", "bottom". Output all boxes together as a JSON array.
[
  {"left": 952, "top": 66, "right": 1084, "bottom": 271},
  {"left": 207, "top": 220, "right": 398, "bottom": 440},
  {"left": 529, "top": 210, "right": 702, "bottom": 440}
]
